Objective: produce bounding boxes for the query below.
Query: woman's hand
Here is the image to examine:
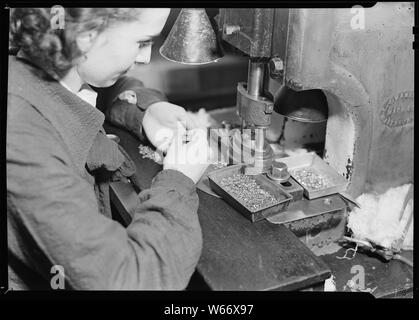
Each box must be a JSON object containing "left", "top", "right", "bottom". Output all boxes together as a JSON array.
[
  {"left": 142, "top": 101, "right": 187, "bottom": 152},
  {"left": 163, "top": 127, "right": 211, "bottom": 184}
]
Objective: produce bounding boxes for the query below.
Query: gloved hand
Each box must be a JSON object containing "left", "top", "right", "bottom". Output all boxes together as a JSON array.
[
  {"left": 163, "top": 126, "right": 211, "bottom": 184},
  {"left": 142, "top": 101, "right": 188, "bottom": 152}
]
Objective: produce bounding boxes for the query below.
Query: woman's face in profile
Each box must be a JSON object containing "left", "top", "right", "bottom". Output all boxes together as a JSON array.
[{"left": 77, "top": 8, "right": 170, "bottom": 87}]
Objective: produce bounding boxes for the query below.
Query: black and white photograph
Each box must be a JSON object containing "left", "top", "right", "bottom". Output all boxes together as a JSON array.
[{"left": 1, "top": 2, "right": 415, "bottom": 306}]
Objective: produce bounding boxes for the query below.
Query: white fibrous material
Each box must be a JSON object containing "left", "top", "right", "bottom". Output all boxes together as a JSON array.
[
  {"left": 347, "top": 183, "right": 413, "bottom": 251},
  {"left": 186, "top": 108, "right": 214, "bottom": 128}
]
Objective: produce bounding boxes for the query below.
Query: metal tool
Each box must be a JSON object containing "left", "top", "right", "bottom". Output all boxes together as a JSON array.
[
  {"left": 266, "top": 160, "right": 304, "bottom": 202},
  {"left": 339, "top": 192, "right": 361, "bottom": 209},
  {"left": 266, "top": 159, "right": 290, "bottom": 182}
]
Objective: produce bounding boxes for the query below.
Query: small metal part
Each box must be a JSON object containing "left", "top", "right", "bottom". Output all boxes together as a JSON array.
[
  {"left": 266, "top": 160, "right": 303, "bottom": 202},
  {"left": 267, "top": 159, "right": 290, "bottom": 182},
  {"left": 265, "top": 104, "right": 274, "bottom": 113},
  {"left": 279, "top": 177, "right": 304, "bottom": 202},
  {"left": 269, "top": 57, "right": 284, "bottom": 78}
]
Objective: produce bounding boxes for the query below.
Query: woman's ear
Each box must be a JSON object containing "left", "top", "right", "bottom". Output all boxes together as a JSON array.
[{"left": 75, "top": 30, "right": 99, "bottom": 53}]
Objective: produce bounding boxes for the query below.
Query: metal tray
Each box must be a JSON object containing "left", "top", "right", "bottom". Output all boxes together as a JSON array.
[
  {"left": 279, "top": 154, "right": 348, "bottom": 199},
  {"left": 208, "top": 164, "right": 293, "bottom": 222}
]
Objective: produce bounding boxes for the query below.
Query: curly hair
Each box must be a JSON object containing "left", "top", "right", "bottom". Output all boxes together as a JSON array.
[{"left": 9, "top": 8, "right": 149, "bottom": 80}]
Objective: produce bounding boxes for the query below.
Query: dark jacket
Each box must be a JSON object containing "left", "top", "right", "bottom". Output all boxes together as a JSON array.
[{"left": 7, "top": 55, "right": 203, "bottom": 290}]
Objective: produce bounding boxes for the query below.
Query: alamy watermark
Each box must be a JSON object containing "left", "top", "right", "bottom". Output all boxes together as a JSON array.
[
  {"left": 350, "top": 5, "right": 365, "bottom": 30},
  {"left": 50, "top": 5, "right": 65, "bottom": 30},
  {"left": 159, "top": 127, "right": 261, "bottom": 166},
  {"left": 344, "top": 264, "right": 377, "bottom": 293},
  {"left": 50, "top": 265, "right": 65, "bottom": 289}
]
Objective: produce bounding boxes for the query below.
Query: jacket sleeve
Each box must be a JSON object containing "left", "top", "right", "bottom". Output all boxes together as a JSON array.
[
  {"left": 7, "top": 96, "right": 202, "bottom": 290},
  {"left": 95, "top": 76, "right": 168, "bottom": 140}
]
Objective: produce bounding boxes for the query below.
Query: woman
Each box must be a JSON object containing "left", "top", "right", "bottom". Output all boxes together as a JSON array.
[{"left": 7, "top": 8, "right": 210, "bottom": 290}]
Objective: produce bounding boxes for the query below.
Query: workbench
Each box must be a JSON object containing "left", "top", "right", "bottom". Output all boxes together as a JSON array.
[
  {"left": 105, "top": 123, "right": 414, "bottom": 295},
  {"left": 105, "top": 123, "right": 331, "bottom": 291}
]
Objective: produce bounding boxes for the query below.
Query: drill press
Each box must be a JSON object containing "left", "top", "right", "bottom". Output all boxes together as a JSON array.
[
  {"left": 158, "top": 6, "right": 413, "bottom": 257},
  {"left": 234, "top": 58, "right": 275, "bottom": 175},
  {"left": 160, "top": 6, "right": 413, "bottom": 198},
  {"left": 217, "top": 8, "right": 328, "bottom": 175}
]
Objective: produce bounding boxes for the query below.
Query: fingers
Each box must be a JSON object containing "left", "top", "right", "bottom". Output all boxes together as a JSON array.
[
  {"left": 191, "top": 130, "right": 209, "bottom": 150},
  {"left": 173, "top": 106, "right": 188, "bottom": 127},
  {"left": 186, "top": 129, "right": 211, "bottom": 166},
  {"left": 154, "top": 127, "right": 174, "bottom": 153},
  {"left": 176, "top": 120, "right": 187, "bottom": 136},
  {"left": 156, "top": 137, "right": 172, "bottom": 154},
  {"left": 165, "top": 128, "right": 210, "bottom": 165},
  {"left": 154, "top": 121, "right": 188, "bottom": 153}
]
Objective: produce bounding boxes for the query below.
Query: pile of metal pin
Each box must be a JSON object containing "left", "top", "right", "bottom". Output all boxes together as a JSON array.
[
  {"left": 138, "top": 144, "right": 163, "bottom": 164},
  {"left": 291, "top": 167, "right": 330, "bottom": 190},
  {"left": 219, "top": 174, "right": 280, "bottom": 212},
  {"left": 211, "top": 161, "right": 228, "bottom": 169}
]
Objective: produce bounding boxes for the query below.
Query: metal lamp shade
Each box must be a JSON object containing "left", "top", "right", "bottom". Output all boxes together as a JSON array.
[{"left": 159, "top": 8, "right": 223, "bottom": 65}]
